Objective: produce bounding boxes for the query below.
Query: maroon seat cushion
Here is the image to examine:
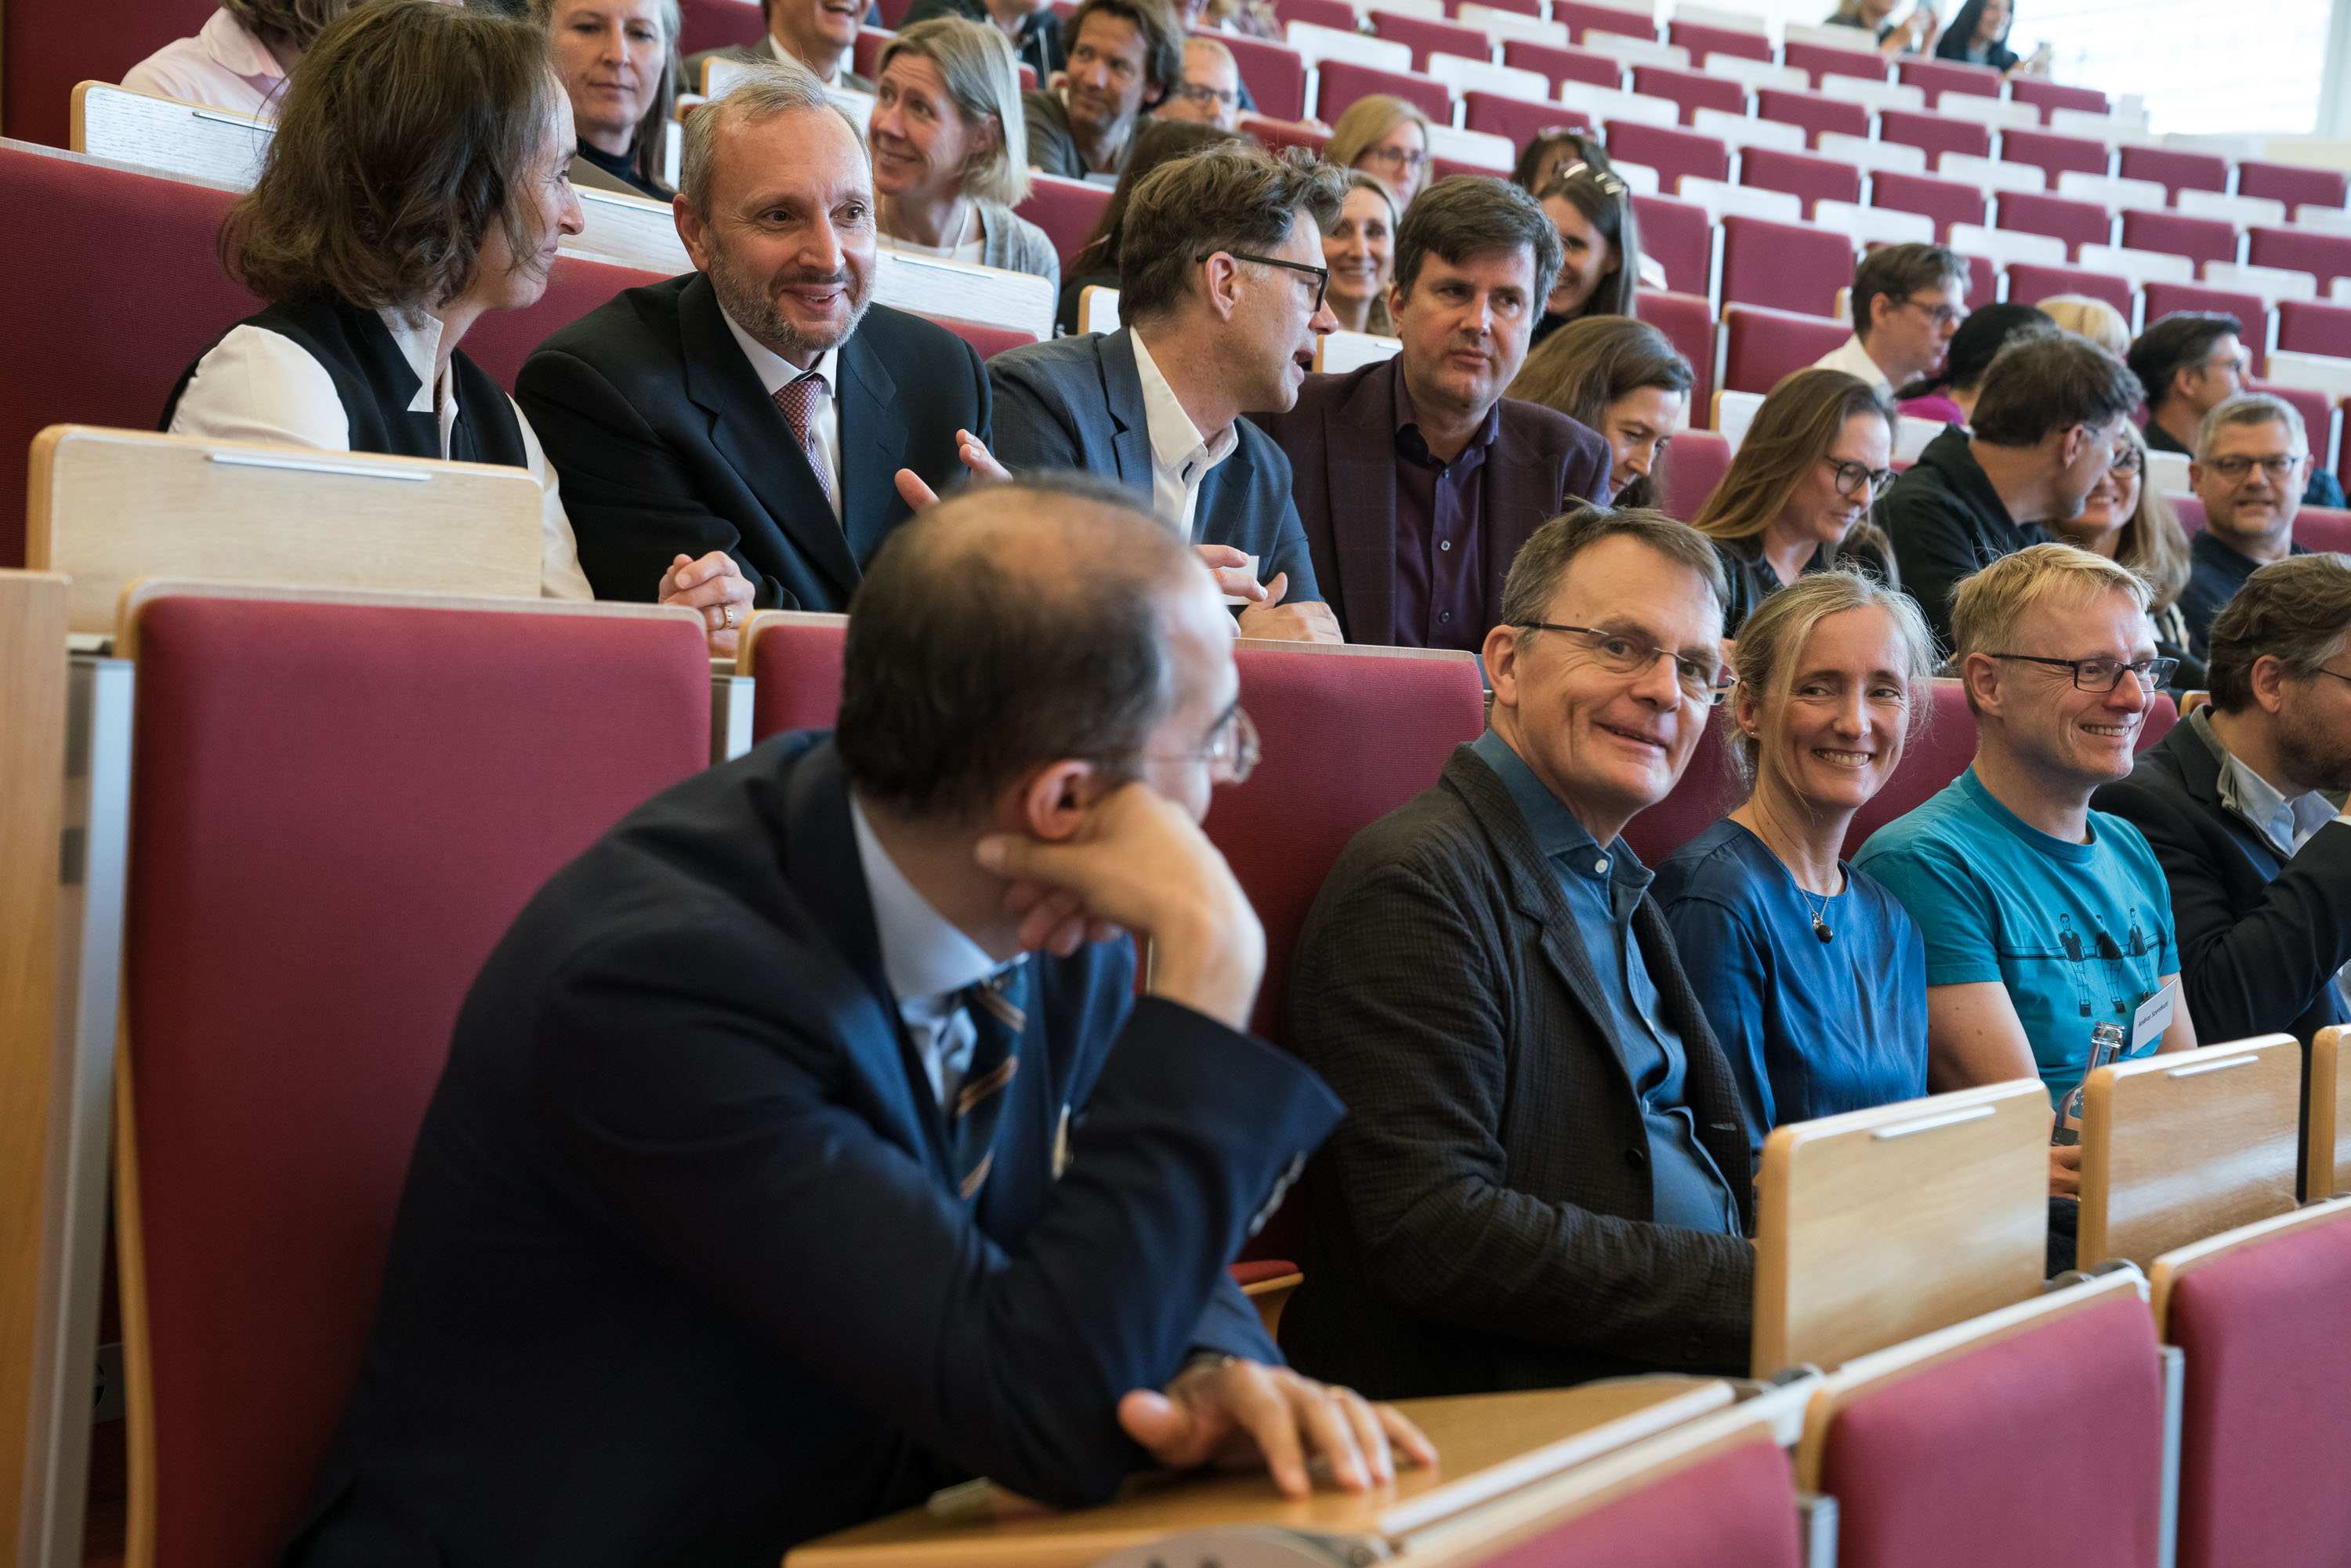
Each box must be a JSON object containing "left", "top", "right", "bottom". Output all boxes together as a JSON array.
[
  {"left": 2248, "top": 226, "right": 2351, "bottom": 293},
  {"left": 1621, "top": 713, "right": 1745, "bottom": 867},
  {"left": 1660, "top": 427, "right": 1730, "bottom": 524},
  {"left": 1632, "top": 193, "right": 1715, "bottom": 296},
  {"left": 1877, "top": 108, "right": 1992, "bottom": 169},
  {"left": 1466, "top": 91, "right": 1592, "bottom": 148},
  {"left": 1369, "top": 8, "right": 1491, "bottom": 71},
  {"left": 2143, "top": 282, "right": 2270, "bottom": 373},
  {"left": 125, "top": 594, "right": 711, "bottom": 1568},
  {"left": 1632, "top": 62, "right": 1748, "bottom": 126},
  {"left": 1820, "top": 1291, "right": 2166, "bottom": 1568},
  {"left": 1608, "top": 121, "right": 1732, "bottom": 194},
  {"left": 463, "top": 254, "right": 665, "bottom": 390},
  {"left": 1314, "top": 57, "right": 1452, "bottom": 123},
  {"left": 1554, "top": 0, "right": 1656, "bottom": 42},
  {"left": 1014, "top": 173, "right": 1114, "bottom": 269},
  {"left": 2006, "top": 262, "right": 2133, "bottom": 317},
  {"left": 2118, "top": 146, "right": 2230, "bottom": 202},
  {"left": 2, "top": 0, "right": 216, "bottom": 148},
  {"left": 1639, "top": 287, "right": 1715, "bottom": 416},
  {"left": 1868, "top": 169, "right": 1989, "bottom": 241},
  {"left": 1740, "top": 146, "right": 1864, "bottom": 219},
  {"left": 2276, "top": 298, "right": 2351, "bottom": 357},
  {"left": 2237, "top": 159, "right": 2349, "bottom": 215},
  {"left": 1720, "top": 304, "right": 1853, "bottom": 397},
  {"left": 1273, "top": 0, "right": 1355, "bottom": 31},
  {"left": 1756, "top": 87, "right": 1871, "bottom": 150},
  {"left": 1668, "top": 20, "right": 1775, "bottom": 63},
  {"left": 2009, "top": 77, "right": 2109, "bottom": 122},
  {"left": 1996, "top": 190, "right": 2114, "bottom": 260},
  {"left": 1479, "top": 1436, "right": 1803, "bottom": 1567},
  {"left": 1719, "top": 215, "right": 1855, "bottom": 317},
  {"left": 1895, "top": 55, "right": 2002, "bottom": 103},
  {"left": 678, "top": 0, "right": 763, "bottom": 53},
  {"left": 1783, "top": 39, "right": 1891, "bottom": 90},
  {"left": 748, "top": 617, "right": 849, "bottom": 741},
  {"left": 1504, "top": 38, "right": 1627, "bottom": 92},
  {"left": 2120, "top": 209, "right": 2241, "bottom": 272},
  {"left": 2000, "top": 129, "right": 2112, "bottom": 190},
  {"left": 1213, "top": 30, "right": 1309, "bottom": 121}
]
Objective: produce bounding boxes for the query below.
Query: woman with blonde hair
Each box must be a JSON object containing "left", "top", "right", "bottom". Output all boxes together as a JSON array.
[
  {"left": 1690, "top": 368, "right": 1899, "bottom": 636},
  {"left": 1654, "top": 568, "right": 1937, "bottom": 1170},
  {"left": 538, "top": 0, "right": 682, "bottom": 199},
  {"left": 871, "top": 17, "right": 1060, "bottom": 284},
  {"left": 2036, "top": 294, "right": 2132, "bottom": 357},
  {"left": 1506, "top": 315, "right": 1690, "bottom": 507},
  {"left": 2046, "top": 419, "right": 2204, "bottom": 686},
  {"left": 1326, "top": 94, "right": 1433, "bottom": 210},
  {"left": 1323, "top": 171, "right": 1397, "bottom": 336}
]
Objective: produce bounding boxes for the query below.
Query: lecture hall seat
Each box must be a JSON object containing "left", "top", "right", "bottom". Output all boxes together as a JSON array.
[
  {"left": 1013, "top": 172, "right": 1113, "bottom": 270},
  {"left": 464, "top": 254, "right": 668, "bottom": 388},
  {"left": 1637, "top": 287, "right": 1716, "bottom": 419},
  {"left": 1876, "top": 108, "right": 1991, "bottom": 171},
  {"left": 2248, "top": 226, "right": 2351, "bottom": 295},
  {"left": 1719, "top": 304, "right": 1853, "bottom": 399},
  {"left": 1607, "top": 121, "right": 1733, "bottom": 197},
  {"left": 2117, "top": 145, "right": 2231, "bottom": 203},
  {"left": 1738, "top": 146, "right": 1864, "bottom": 219},
  {"left": 2005, "top": 261, "right": 2133, "bottom": 318},
  {"left": 1719, "top": 214, "right": 1857, "bottom": 318},
  {"left": 1631, "top": 194, "right": 1715, "bottom": 297},
  {"left": 2000, "top": 128, "right": 2114, "bottom": 190},
  {"left": 1369, "top": 8, "right": 1492, "bottom": 72},
  {"left": 1894, "top": 55, "right": 2003, "bottom": 104},
  {"left": 2141, "top": 281, "right": 2270, "bottom": 371},
  {"left": 1312, "top": 58, "right": 1454, "bottom": 125},
  {"left": 2237, "top": 159, "right": 2350, "bottom": 215},
  {"left": 1, "top": 0, "right": 213, "bottom": 149},
  {"left": 1273, "top": 0, "right": 1355, "bottom": 32},
  {"left": 1666, "top": 19, "right": 1776, "bottom": 64},
  {"left": 2275, "top": 298, "right": 2351, "bottom": 357},
  {"left": 1782, "top": 38, "right": 1892, "bottom": 90},
  {"left": 1995, "top": 190, "right": 2114, "bottom": 261},
  {"left": 1659, "top": 428, "right": 1731, "bottom": 523},
  {"left": 1504, "top": 38, "right": 1631, "bottom": 92},
  {"left": 2009, "top": 76, "right": 2110, "bottom": 123},
  {"left": 1212, "top": 30, "right": 1310, "bottom": 121},
  {"left": 1755, "top": 86, "right": 1871, "bottom": 150},
  {"left": 1632, "top": 63, "right": 1748, "bottom": 126},
  {"left": 1465, "top": 91, "right": 1592, "bottom": 149},
  {"left": 2120, "top": 209, "right": 2241, "bottom": 273},
  {"left": 1868, "top": 168, "right": 1991, "bottom": 241},
  {"left": 677, "top": 0, "right": 763, "bottom": 56}
]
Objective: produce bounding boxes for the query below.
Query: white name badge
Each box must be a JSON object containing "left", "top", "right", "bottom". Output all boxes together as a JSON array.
[{"left": 2132, "top": 979, "right": 2176, "bottom": 1053}]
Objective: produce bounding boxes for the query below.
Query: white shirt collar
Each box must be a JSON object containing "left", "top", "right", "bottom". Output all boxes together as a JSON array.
[
  {"left": 2190, "top": 707, "right": 2339, "bottom": 857},
  {"left": 201, "top": 7, "right": 283, "bottom": 81},
  {"left": 848, "top": 795, "right": 1006, "bottom": 1011},
  {"left": 718, "top": 305, "right": 839, "bottom": 400},
  {"left": 1129, "top": 331, "right": 1237, "bottom": 490},
  {"left": 377, "top": 308, "right": 449, "bottom": 417},
  {"left": 1825, "top": 332, "right": 1893, "bottom": 395},
  {"left": 765, "top": 31, "right": 844, "bottom": 85}
]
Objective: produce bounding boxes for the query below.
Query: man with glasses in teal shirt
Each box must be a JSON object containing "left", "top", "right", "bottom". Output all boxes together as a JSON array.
[
  {"left": 2179, "top": 393, "right": 2320, "bottom": 661},
  {"left": 1857, "top": 543, "right": 2203, "bottom": 1203}
]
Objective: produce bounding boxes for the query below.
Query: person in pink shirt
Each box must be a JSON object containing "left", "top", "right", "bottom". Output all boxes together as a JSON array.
[{"left": 122, "top": 0, "right": 357, "bottom": 119}]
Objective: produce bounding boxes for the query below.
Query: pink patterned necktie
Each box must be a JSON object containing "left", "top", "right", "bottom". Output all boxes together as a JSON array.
[{"left": 773, "top": 371, "right": 831, "bottom": 503}]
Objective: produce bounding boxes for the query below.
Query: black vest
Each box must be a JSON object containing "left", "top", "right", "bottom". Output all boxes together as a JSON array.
[{"left": 164, "top": 296, "right": 530, "bottom": 470}]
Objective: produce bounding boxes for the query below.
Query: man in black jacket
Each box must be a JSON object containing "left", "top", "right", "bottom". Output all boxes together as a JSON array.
[
  {"left": 1281, "top": 506, "right": 1754, "bottom": 1400},
  {"left": 2093, "top": 553, "right": 2351, "bottom": 1048},
  {"left": 1877, "top": 333, "right": 2141, "bottom": 652},
  {"left": 518, "top": 64, "right": 994, "bottom": 646}
]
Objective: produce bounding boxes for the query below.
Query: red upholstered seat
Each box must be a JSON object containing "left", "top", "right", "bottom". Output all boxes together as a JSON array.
[
  {"left": 1274, "top": 0, "right": 1355, "bottom": 31},
  {"left": 1895, "top": 55, "right": 2002, "bottom": 103},
  {"left": 2009, "top": 77, "right": 2109, "bottom": 122},
  {"left": 465, "top": 254, "right": 664, "bottom": 389},
  {"left": 1475, "top": 0, "right": 1545, "bottom": 16},
  {"left": 1465, "top": 91, "right": 1592, "bottom": 147},
  {"left": 1632, "top": 62, "right": 1748, "bottom": 125},
  {"left": 1877, "top": 109, "right": 1991, "bottom": 170},
  {"left": 2248, "top": 226, "right": 2351, "bottom": 293},
  {"left": 2118, "top": 145, "right": 2230, "bottom": 203},
  {"left": 1668, "top": 19, "right": 1775, "bottom": 63},
  {"left": 2247, "top": 379, "right": 2332, "bottom": 463},
  {"left": 1721, "top": 304, "right": 1852, "bottom": 397},
  {"left": 2121, "top": 209, "right": 2240, "bottom": 272},
  {"left": 1554, "top": 0, "right": 1657, "bottom": 42},
  {"left": 1631, "top": 193, "right": 1715, "bottom": 295},
  {"left": 679, "top": 0, "right": 763, "bottom": 55},
  {"left": 2295, "top": 505, "right": 2351, "bottom": 555},
  {"left": 119, "top": 592, "right": 711, "bottom": 1568},
  {"left": 1244, "top": 112, "right": 1332, "bottom": 157},
  {"left": 2006, "top": 261, "right": 2133, "bottom": 317},
  {"left": 1720, "top": 215, "right": 1854, "bottom": 318},
  {"left": 1842, "top": 682, "right": 1975, "bottom": 858},
  {"left": 1620, "top": 709, "right": 1746, "bottom": 867},
  {"left": 1996, "top": 190, "right": 2114, "bottom": 260},
  {"left": 1370, "top": 8, "right": 1491, "bottom": 71},
  {"left": 2142, "top": 282, "right": 2269, "bottom": 372},
  {"left": 746, "top": 614, "right": 849, "bottom": 740},
  {"left": 1740, "top": 146, "right": 1864, "bottom": 218},
  {"left": 2163, "top": 1206, "right": 2351, "bottom": 1568},
  {"left": 1817, "top": 1290, "right": 2166, "bottom": 1568},
  {"left": 936, "top": 321, "right": 1036, "bottom": 359},
  {"left": 1756, "top": 87, "right": 1871, "bottom": 150},
  {"left": 1869, "top": 168, "right": 1989, "bottom": 241},
  {"left": 1659, "top": 427, "right": 1730, "bottom": 524},
  {"left": 1314, "top": 58, "right": 1452, "bottom": 123},
  {"left": 2275, "top": 298, "right": 2351, "bottom": 357},
  {"left": 2175, "top": 494, "right": 2207, "bottom": 534},
  {"left": 1958, "top": 251, "right": 1997, "bottom": 310},
  {"left": 1214, "top": 30, "right": 1310, "bottom": 121},
  {"left": 1503, "top": 38, "right": 1628, "bottom": 92},
  {"left": 1782, "top": 39, "right": 1888, "bottom": 90},
  {"left": 1638, "top": 286, "right": 1716, "bottom": 416},
  {"left": 2000, "top": 128, "right": 2111, "bottom": 190},
  {"left": 2237, "top": 159, "right": 2349, "bottom": 215},
  {"left": 1607, "top": 121, "right": 1732, "bottom": 194},
  {"left": 1476, "top": 1434, "right": 1804, "bottom": 1568},
  {"left": 2, "top": 0, "right": 214, "bottom": 149},
  {"left": 1014, "top": 172, "right": 1113, "bottom": 269},
  {"left": 853, "top": 24, "right": 889, "bottom": 81}
]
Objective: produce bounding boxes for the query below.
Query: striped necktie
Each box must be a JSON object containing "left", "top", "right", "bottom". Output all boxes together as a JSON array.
[
  {"left": 951, "top": 967, "right": 1025, "bottom": 1200},
  {"left": 772, "top": 371, "right": 831, "bottom": 504}
]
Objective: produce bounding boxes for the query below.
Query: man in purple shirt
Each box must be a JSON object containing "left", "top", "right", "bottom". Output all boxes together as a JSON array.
[{"left": 1253, "top": 177, "right": 1614, "bottom": 650}]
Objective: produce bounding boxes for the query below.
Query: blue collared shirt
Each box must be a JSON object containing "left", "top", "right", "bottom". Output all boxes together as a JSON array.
[{"left": 1471, "top": 730, "right": 1742, "bottom": 1233}]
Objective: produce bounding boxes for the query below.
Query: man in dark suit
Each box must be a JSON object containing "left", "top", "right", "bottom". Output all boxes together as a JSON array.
[
  {"left": 519, "top": 64, "right": 993, "bottom": 653},
  {"left": 682, "top": 0, "right": 874, "bottom": 95},
  {"left": 2094, "top": 553, "right": 2351, "bottom": 1048},
  {"left": 282, "top": 476, "right": 1433, "bottom": 1568},
  {"left": 991, "top": 143, "right": 1342, "bottom": 642},
  {"left": 1253, "top": 177, "right": 1611, "bottom": 650},
  {"left": 1281, "top": 507, "right": 1755, "bottom": 1399}
]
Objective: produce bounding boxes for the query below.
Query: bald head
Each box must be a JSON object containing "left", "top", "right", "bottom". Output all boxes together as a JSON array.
[{"left": 837, "top": 479, "right": 1212, "bottom": 820}]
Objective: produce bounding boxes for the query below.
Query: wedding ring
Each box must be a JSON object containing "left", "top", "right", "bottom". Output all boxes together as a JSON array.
[{"left": 723, "top": 603, "right": 738, "bottom": 629}]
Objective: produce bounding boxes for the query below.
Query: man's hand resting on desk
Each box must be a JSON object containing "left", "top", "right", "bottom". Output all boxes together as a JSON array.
[
  {"left": 1194, "top": 546, "right": 1343, "bottom": 644},
  {"left": 1119, "top": 1358, "right": 1438, "bottom": 1496}
]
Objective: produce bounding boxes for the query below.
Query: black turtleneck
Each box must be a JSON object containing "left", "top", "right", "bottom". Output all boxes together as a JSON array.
[{"left": 574, "top": 137, "right": 672, "bottom": 201}]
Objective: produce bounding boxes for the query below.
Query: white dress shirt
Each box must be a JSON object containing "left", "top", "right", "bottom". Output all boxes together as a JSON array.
[
  {"left": 719, "top": 307, "right": 846, "bottom": 524},
  {"left": 848, "top": 795, "right": 1022, "bottom": 1113},
  {"left": 121, "top": 8, "right": 287, "bottom": 119},
  {"left": 1128, "top": 331, "right": 1238, "bottom": 543},
  {"left": 1813, "top": 332, "right": 1894, "bottom": 396},
  {"left": 166, "top": 309, "right": 594, "bottom": 599}
]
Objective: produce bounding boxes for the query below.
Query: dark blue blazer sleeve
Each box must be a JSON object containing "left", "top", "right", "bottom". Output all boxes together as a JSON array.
[{"left": 986, "top": 354, "right": 1088, "bottom": 473}]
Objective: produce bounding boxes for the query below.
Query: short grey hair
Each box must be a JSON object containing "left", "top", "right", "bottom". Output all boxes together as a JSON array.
[
  {"left": 877, "top": 16, "right": 1031, "bottom": 208},
  {"left": 679, "top": 60, "right": 866, "bottom": 218},
  {"left": 2196, "top": 391, "right": 2308, "bottom": 464},
  {"left": 1497, "top": 504, "right": 1729, "bottom": 632}
]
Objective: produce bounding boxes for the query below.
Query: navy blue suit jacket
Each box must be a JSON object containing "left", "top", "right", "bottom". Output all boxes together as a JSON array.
[
  {"left": 985, "top": 328, "right": 1323, "bottom": 601},
  {"left": 283, "top": 736, "right": 1342, "bottom": 1568},
  {"left": 516, "top": 273, "right": 990, "bottom": 613}
]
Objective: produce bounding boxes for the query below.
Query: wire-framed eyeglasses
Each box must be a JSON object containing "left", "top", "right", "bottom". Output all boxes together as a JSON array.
[{"left": 1516, "top": 623, "right": 1736, "bottom": 705}]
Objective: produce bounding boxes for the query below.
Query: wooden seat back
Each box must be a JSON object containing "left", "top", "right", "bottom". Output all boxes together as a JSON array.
[
  {"left": 71, "top": 81, "right": 270, "bottom": 187},
  {"left": 2305, "top": 1025, "right": 2348, "bottom": 1202}
]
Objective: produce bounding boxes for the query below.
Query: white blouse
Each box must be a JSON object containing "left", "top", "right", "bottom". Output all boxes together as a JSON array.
[{"left": 122, "top": 9, "right": 288, "bottom": 120}]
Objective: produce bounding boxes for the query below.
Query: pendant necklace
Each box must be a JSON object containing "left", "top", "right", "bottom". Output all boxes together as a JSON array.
[{"left": 1796, "top": 882, "right": 1835, "bottom": 943}]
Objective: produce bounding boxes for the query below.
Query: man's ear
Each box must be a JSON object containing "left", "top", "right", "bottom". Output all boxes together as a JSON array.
[
  {"left": 1014, "top": 759, "right": 1108, "bottom": 842},
  {"left": 1961, "top": 649, "right": 2002, "bottom": 719},
  {"left": 673, "top": 192, "right": 712, "bottom": 273},
  {"left": 2249, "top": 653, "right": 2294, "bottom": 716},
  {"left": 1201, "top": 252, "right": 1244, "bottom": 323},
  {"left": 1483, "top": 623, "right": 1522, "bottom": 711}
]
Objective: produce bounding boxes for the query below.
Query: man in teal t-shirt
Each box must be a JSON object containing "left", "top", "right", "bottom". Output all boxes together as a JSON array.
[{"left": 1856, "top": 544, "right": 2203, "bottom": 1193}]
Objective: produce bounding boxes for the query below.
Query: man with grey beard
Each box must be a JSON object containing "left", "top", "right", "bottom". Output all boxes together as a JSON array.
[{"left": 519, "top": 62, "right": 996, "bottom": 652}]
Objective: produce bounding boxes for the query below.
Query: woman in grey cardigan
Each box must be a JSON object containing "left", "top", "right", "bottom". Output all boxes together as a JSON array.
[{"left": 870, "top": 17, "right": 1060, "bottom": 292}]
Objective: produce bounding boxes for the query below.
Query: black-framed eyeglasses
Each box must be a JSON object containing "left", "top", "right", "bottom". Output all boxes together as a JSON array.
[
  {"left": 1200, "top": 250, "right": 1330, "bottom": 312},
  {"left": 2206, "top": 453, "right": 2306, "bottom": 483},
  {"left": 2315, "top": 667, "right": 2351, "bottom": 693},
  {"left": 1516, "top": 622, "right": 1736, "bottom": 705},
  {"left": 1822, "top": 457, "right": 1898, "bottom": 501},
  {"left": 1901, "top": 295, "right": 1967, "bottom": 330},
  {"left": 1170, "top": 80, "right": 1237, "bottom": 107},
  {"left": 1990, "top": 653, "right": 2180, "bottom": 692}
]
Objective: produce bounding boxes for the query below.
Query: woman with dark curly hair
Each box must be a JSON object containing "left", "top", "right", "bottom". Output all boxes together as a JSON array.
[{"left": 122, "top": 0, "right": 359, "bottom": 118}]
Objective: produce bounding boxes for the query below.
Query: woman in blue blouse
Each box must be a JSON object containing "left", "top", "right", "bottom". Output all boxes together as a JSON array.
[{"left": 1653, "top": 570, "right": 1939, "bottom": 1172}]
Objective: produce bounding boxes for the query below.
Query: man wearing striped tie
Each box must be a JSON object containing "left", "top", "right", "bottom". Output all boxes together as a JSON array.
[{"left": 281, "top": 475, "right": 1432, "bottom": 1568}]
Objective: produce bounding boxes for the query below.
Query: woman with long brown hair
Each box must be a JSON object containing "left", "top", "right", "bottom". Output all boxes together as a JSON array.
[
  {"left": 1690, "top": 368, "right": 1899, "bottom": 638},
  {"left": 1505, "top": 315, "right": 1690, "bottom": 509}
]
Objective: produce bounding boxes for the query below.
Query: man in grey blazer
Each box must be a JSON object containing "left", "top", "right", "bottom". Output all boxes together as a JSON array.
[
  {"left": 990, "top": 143, "right": 1342, "bottom": 642},
  {"left": 683, "top": 0, "right": 874, "bottom": 96},
  {"left": 1283, "top": 506, "right": 1756, "bottom": 1398}
]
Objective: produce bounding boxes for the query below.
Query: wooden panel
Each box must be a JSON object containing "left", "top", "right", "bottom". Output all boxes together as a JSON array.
[
  {"left": 2308, "top": 1027, "right": 2345, "bottom": 1203},
  {"left": 0, "top": 572, "right": 70, "bottom": 1563},
  {"left": 785, "top": 1378, "right": 1734, "bottom": 1567},
  {"left": 70, "top": 81, "right": 270, "bottom": 187},
  {"left": 2149, "top": 1193, "right": 2351, "bottom": 1338},
  {"left": 2079, "top": 1034, "right": 2302, "bottom": 1271},
  {"left": 1751, "top": 1080, "right": 2051, "bottom": 1378},
  {"left": 26, "top": 426, "right": 545, "bottom": 636}
]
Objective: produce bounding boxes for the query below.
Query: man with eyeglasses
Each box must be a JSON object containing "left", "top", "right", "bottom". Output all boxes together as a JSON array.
[
  {"left": 1252, "top": 176, "right": 1612, "bottom": 650},
  {"left": 1154, "top": 37, "right": 1241, "bottom": 131},
  {"left": 2095, "top": 553, "right": 2351, "bottom": 1050},
  {"left": 2179, "top": 393, "right": 2323, "bottom": 661},
  {"left": 1812, "top": 242, "right": 1969, "bottom": 397},
  {"left": 1876, "top": 333, "right": 2143, "bottom": 653},
  {"left": 1281, "top": 506, "right": 1761, "bottom": 1398},
  {"left": 991, "top": 143, "right": 1343, "bottom": 641},
  {"left": 2125, "top": 314, "right": 2343, "bottom": 512},
  {"left": 1857, "top": 545, "right": 2201, "bottom": 1208},
  {"left": 284, "top": 476, "right": 1437, "bottom": 1566}
]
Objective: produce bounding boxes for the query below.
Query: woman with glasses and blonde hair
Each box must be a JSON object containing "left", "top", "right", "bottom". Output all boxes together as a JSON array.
[
  {"left": 1691, "top": 368, "right": 1900, "bottom": 638},
  {"left": 1506, "top": 316, "right": 1690, "bottom": 508},
  {"left": 537, "top": 0, "right": 682, "bottom": 199},
  {"left": 2046, "top": 419, "right": 2205, "bottom": 687},
  {"left": 871, "top": 18, "right": 1061, "bottom": 286},
  {"left": 1326, "top": 95, "right": 1432, "bottom": 210},
  {"left": 1654, "top": 568, "right": 1938, "bottom": 1171}
]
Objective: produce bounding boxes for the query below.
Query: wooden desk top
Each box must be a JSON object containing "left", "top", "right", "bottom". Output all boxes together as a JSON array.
[{"left": 785, "top": 1378, "right": 1731, "bottom": 1568}]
